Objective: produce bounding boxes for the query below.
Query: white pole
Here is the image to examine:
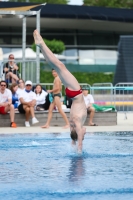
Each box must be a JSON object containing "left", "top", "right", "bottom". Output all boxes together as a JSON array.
[
  {"left": 22, "top": 17, "right": 26, "bottom": 81},
  {"left": 36, "top": 10, "right": 41, "bottom": 84}
]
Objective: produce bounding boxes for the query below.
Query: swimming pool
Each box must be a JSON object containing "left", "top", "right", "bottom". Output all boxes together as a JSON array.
[{"left": 0, "top": 132, "right": 133, "bottom": 200}]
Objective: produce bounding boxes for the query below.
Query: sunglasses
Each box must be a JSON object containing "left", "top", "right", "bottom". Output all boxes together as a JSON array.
[
  {"left": 26, "top": 84, "right": 31, "bottom": 86},
  {"left": 1, "top": 85, "right": 6, "bottom": 87},
  {"left": 9, "top": 57, "right": 14, "bottom": 59}
]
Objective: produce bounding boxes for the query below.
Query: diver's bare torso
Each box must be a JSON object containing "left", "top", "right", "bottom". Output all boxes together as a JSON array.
[
  {"left": 69, "top": 93, "right": 87, "bottom": 152},
  {"left": 70, "top": 93, "right": 87, "bottom": 128}
]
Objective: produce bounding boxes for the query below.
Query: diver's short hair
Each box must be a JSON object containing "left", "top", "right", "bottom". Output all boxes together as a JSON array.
[{"left": 70, "top": 130, "right": 78, "bottom": 141}]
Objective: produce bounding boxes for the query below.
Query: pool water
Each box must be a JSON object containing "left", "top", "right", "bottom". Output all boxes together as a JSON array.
[{"left": 0, "top": 132, "right": 133, "bottom": 200}]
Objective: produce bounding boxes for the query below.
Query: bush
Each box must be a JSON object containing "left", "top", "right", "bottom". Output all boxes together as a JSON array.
[
  {"left": 32, "top": 38, "right": 65, "bottom": 54},
  {"left": 72, "top": 72, "right": 114, "bottom": 85},
  {"left": 40, "top": 70, "right": 114, "bottom": 85}
]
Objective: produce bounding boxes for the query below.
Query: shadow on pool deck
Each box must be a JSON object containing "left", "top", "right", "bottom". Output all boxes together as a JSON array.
[{"left": 0, "top": 112, "right": 132, "bottom": 134}]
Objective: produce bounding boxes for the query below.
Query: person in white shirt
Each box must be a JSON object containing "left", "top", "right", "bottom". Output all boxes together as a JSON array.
[
  {"left": 16, "top": 79, "right": 25, "bottom": 107},
  {"left": 82, "top": 88, "right": 97, "bottom": 126},
  {"left": 18, "top": 80, "right": 39, "bottom": 127},
  {"left": 0, "top": 80, "right": 17, "bottom": 127},
  {"left": 34, "top": 84, "right": 50, "bottom": 111},
  {"left": 17, "top": 79, "right": 25, "bottom": 93}
]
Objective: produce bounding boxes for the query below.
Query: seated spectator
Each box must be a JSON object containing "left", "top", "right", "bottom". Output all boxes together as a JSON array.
[
  {"left": 17, "top": 79, "right": 25, "bottom": 92},
  {"left": 34, "top": 84, "right": 50, "bottom": 111},
  {"left": 10, "top": 83, "right": 19, "bottom": 110},
  {"left": 18, "top": 80, "right": 39, "bottom": 127},
  {"left": 0, "top": 80, "right": 17, "bottom": 127},
  {"left": 3, "top": 54, "right": 19, "bottom": 84},
  {"left": 14, "top": 79, "right": 25, "bottom": 111},
  {"left": 82, "top": 88, "right": 97, "bottom": 126}
]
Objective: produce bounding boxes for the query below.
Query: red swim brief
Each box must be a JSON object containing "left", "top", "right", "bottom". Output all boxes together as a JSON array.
[
  {"left": 0, "top": 106, "right": 7, "bottom": 114},
  {"left": 65, "top": 87, "right": 82, "bottom": 98}
]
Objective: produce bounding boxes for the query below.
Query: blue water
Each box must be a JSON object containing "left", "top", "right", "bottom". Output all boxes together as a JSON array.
[{"left": 0, "top": 132, "right": 133, "bottom": 200}]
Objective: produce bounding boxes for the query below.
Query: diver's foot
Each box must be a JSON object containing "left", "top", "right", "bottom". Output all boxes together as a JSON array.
[
  {"left": 33, "top": 29, "right": 43, "bottom": 47},
  {"left": 62, "top": 124, "right": 69, "bottom": 129},
  {"left": 41, "top": 124, "right": 49, "bottom": 128}
]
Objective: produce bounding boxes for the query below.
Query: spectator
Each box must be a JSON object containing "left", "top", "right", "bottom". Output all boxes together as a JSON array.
[
  {"left": 41, "top": 69, "right": 69, "bottom": 129},
  {"left": 10, "top": 83, "right": 19, "bottom": 110},
  {"left": 82, "top": 88, "right": 97, "bottom": 126},
  {"left": 3, "top": 54, "right": 19, "bottom": 84},
  {"left": 18, "top": 80, "right": 39, "bottom": 127},
  {"left": 0, "top": 80, "right": 17, "bottom": 127},
  {"left": 16, "top": 79, "right": 25, "bottom": 110},
  {"left": 34, "top": 84, "right": 50, "bottom": 111},
  {"left": 17, "top": 79, "right": 25, "bottom": 92}
]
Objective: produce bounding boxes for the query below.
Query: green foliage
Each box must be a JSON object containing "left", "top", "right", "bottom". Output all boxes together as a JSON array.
[
  {"left": 32, "top": 38, "right": 65, "bottom": 54},
  {"left": 9, "top": 0, "right": 69, "bottom": 3},
  {"left": 72, "top": 72, "right": 114, "bottom": 85},
  {"left": 40, "top": 70, "right": 114, "bottom": 85},
  {"left": 40, "top": 70, "right": 54, "bottom": 83},
  {"left": 83, "top": 0, "right": 133, "bottom": 8}
]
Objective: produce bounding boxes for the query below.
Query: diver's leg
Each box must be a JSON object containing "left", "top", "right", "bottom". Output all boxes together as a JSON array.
[{"left": 33, "top": 30, "right": 80, "bottom": 91}]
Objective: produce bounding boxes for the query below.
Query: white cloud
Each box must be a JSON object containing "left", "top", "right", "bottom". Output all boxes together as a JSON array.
[{"left": 68, "top": 0, "right": 83, "bottom": 5}]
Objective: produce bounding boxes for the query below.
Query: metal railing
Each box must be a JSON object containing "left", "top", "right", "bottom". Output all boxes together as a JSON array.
[
  {"left": 90, "top": 84, "right": 133, "bottom": 114},
  {"left": 114, "top": 83, "right": 133, "bottom": 118},
  {"left": 38, "top": 82, "right": 91, "bottom": 95},
  {"left": 91, "top": 82, "right": 114, "bottom": 106},
  {"left": 40, "top": 82, "right": 133, "bottom": 113}
]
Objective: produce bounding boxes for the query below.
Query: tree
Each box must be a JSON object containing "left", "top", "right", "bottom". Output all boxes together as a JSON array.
[
  {"left": 32, "top": 38, "right": 65, "bottom": 54},
  {"left": 83, "top": 0, "right": 133, "bottom": 9},
  {"left": 9, "top": 0, "right": 69, "bottom": 4}
]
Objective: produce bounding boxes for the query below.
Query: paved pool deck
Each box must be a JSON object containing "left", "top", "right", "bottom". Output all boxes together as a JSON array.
[{"left": 0, "top": 112, "right": 133, "bottom": 134}]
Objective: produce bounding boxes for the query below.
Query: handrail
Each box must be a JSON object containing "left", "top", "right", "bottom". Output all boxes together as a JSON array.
[{"left": 89, "top": 87, "right": 133, "bottom": 90}]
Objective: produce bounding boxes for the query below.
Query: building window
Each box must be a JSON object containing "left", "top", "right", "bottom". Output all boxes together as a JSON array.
[{"left": 11, "top": 38, "right": 22, "bottom": 44}]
